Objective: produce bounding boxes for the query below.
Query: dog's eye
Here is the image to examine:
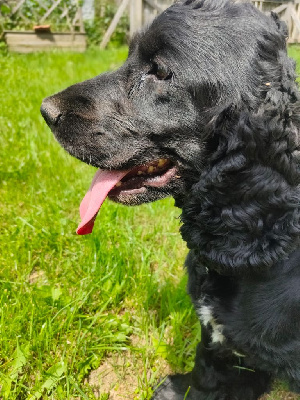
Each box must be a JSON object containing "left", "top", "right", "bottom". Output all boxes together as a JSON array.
[{"left": 150, "top": 62, "right": 172, "bottom": 81}]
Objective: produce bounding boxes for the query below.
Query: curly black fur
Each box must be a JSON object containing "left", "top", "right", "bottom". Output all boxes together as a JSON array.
[
  {"left": 41, "top": 0, "right": 300, "bottom": 398},
  {"left": 181, "top": 102, "right": 300, "bottom": 273}
]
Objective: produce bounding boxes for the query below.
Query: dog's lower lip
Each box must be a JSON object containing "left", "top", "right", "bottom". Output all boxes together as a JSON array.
[
  {"left": 144, "top": 166, "right": 178, "bottom": 187},
  {"left": 109, "top": 186, "right": 147, "bottom": 197},
  {"left": 108, "top": 165, "right": 178, "bottom": 197}
]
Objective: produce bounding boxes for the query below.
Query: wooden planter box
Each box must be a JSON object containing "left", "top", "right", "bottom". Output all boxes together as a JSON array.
[{"left": 4, "top": 31, "right": 87, "bottom": 53}]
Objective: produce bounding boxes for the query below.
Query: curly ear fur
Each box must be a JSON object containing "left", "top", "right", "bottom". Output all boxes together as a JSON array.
[{"left": 181, "top": 28, "right": 300, "bottom": 274}]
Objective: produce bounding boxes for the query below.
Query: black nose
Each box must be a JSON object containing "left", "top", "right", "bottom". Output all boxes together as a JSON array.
[{"left": 40, "top": 98, "right": 62, "bottom": 127}]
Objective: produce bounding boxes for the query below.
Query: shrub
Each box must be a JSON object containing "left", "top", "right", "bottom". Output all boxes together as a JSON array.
[
  {"left": 0, "top": 0, "right": 79, "bottom": 33},
  {"left": 0, "top": 0, "right": 129, "bottom": 48},
  {"left": 85, "top": 1, "right": 129, "bottom": 47}
]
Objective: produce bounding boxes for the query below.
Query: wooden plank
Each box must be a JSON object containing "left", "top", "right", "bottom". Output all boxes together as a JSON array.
[
  {"left": 130, "top": 0, "right": 142, "bottom": 37},
  {"left": 15, "top": 8, "right": 31, "bottom": 23},
  {"left": 74, "top": 7, "right": 85, "bottom": 33},
  {"left": 297, "top": 1, "right": 300, "bottom": 34},
  {"left": 290, "top": 5, "right": 300, "bottom": 35},
  {"left": 271, "top": 3, "right": 288, "bottom": 14},
  {"left": 258, "top": 0, "right": 298, "bottom": 2},
  {"left": 285, "top": 3, "right": 293, "bottom": 38},
  {"left": 10, "top": 0, "right": 26, "bottom": 16},
  {"left": 100, "top": 0, "right": 129, "bottom": 49},
  {"left": 60, "top": 8, "right": 69, "bottom": 20},
  {"left": 291, "top": 3, "right": 299, "bottom": 39},
  {"left": 40, "top": 0, "right": 64, "bottom": 23},
  {"left": 4, "top": 31, "right": 86, "bottom": 53},
  {"left": 38, "top": 1, "right": 49, "bottom": 11},
  {"left": 144, "top": 0, "right": 164, "bottom": 13}
]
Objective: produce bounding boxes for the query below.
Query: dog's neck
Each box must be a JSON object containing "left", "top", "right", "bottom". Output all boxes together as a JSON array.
[{"left": 180, "top": 103, "right": 300, "bottom": 275}]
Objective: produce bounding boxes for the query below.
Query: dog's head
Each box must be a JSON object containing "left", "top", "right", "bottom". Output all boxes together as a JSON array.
[
  {"left": 41, "top": 0, "right": 285, "bottom": 204},
  {"left": 41, "top": 0, "right": 300, "bottom": 271}
]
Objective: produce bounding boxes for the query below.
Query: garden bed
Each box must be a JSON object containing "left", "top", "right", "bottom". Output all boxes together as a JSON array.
[{"left": 4, "top": 31, "right": 87, "bottom": 53}]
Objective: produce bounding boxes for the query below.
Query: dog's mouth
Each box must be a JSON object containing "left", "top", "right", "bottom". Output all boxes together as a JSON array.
[
  {"left": 77, "top": 159, "right": 177, "bottom": 235},
  {"left": 109, "top": 159, "right": 177, "bottom": 193}
]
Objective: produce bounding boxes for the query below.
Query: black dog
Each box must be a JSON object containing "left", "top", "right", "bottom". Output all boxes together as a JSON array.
[{"left": 41, "top": 0, "right": 300, "bottom": 398}]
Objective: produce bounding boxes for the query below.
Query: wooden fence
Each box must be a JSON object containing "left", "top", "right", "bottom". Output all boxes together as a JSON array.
[
  {"left": 254, "top": 1, "right": 300, "bottom": 43},
  {"left": 130, "top": 0, "right": 173, "bottom": 36},
  {"left": 1, "top": 0, "right": 86, "bottom": 52},
  {"left": 129, "top": 0, "right": 300, "bottom": 43},
  {"left": 0, "top": 0, "right": 85, "bottom": 33}
]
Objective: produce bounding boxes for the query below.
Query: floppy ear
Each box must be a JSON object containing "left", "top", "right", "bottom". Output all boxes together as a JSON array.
[
  {"left": 180, "top": 10, "right": 300, "bottom": 275},
  {"left": 181, "top": 95, "right": 300, "bottom": 275}
]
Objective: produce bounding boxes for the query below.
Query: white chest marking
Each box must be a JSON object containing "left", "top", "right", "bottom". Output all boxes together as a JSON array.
[{"left": 197, "top": 303, "right": 225, "bottom": 344}]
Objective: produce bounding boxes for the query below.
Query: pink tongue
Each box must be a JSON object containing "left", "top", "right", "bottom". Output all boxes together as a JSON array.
[{"left": 76, "top": 169, "right": 128, "bottom": 235}]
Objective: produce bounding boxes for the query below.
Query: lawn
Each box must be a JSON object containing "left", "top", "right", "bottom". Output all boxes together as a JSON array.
[
  {"left": 0, "top": 47, "right": 197, "bottom": 399},
  {"left": 0, "top": 46, "right": 300, "bottom": 400}
]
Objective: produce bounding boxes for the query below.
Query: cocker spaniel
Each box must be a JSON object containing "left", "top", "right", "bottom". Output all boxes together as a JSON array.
[{"left": 41, "top": 1, "right": 300, "bottom": 398}]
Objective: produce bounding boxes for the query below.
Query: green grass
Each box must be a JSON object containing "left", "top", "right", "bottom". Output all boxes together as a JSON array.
[
  {"left": 1, "top": 46, "right": 300, "bottom": 399},
  {"left": 0, "top": 48, "right": 197, "bottom": 399}
]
